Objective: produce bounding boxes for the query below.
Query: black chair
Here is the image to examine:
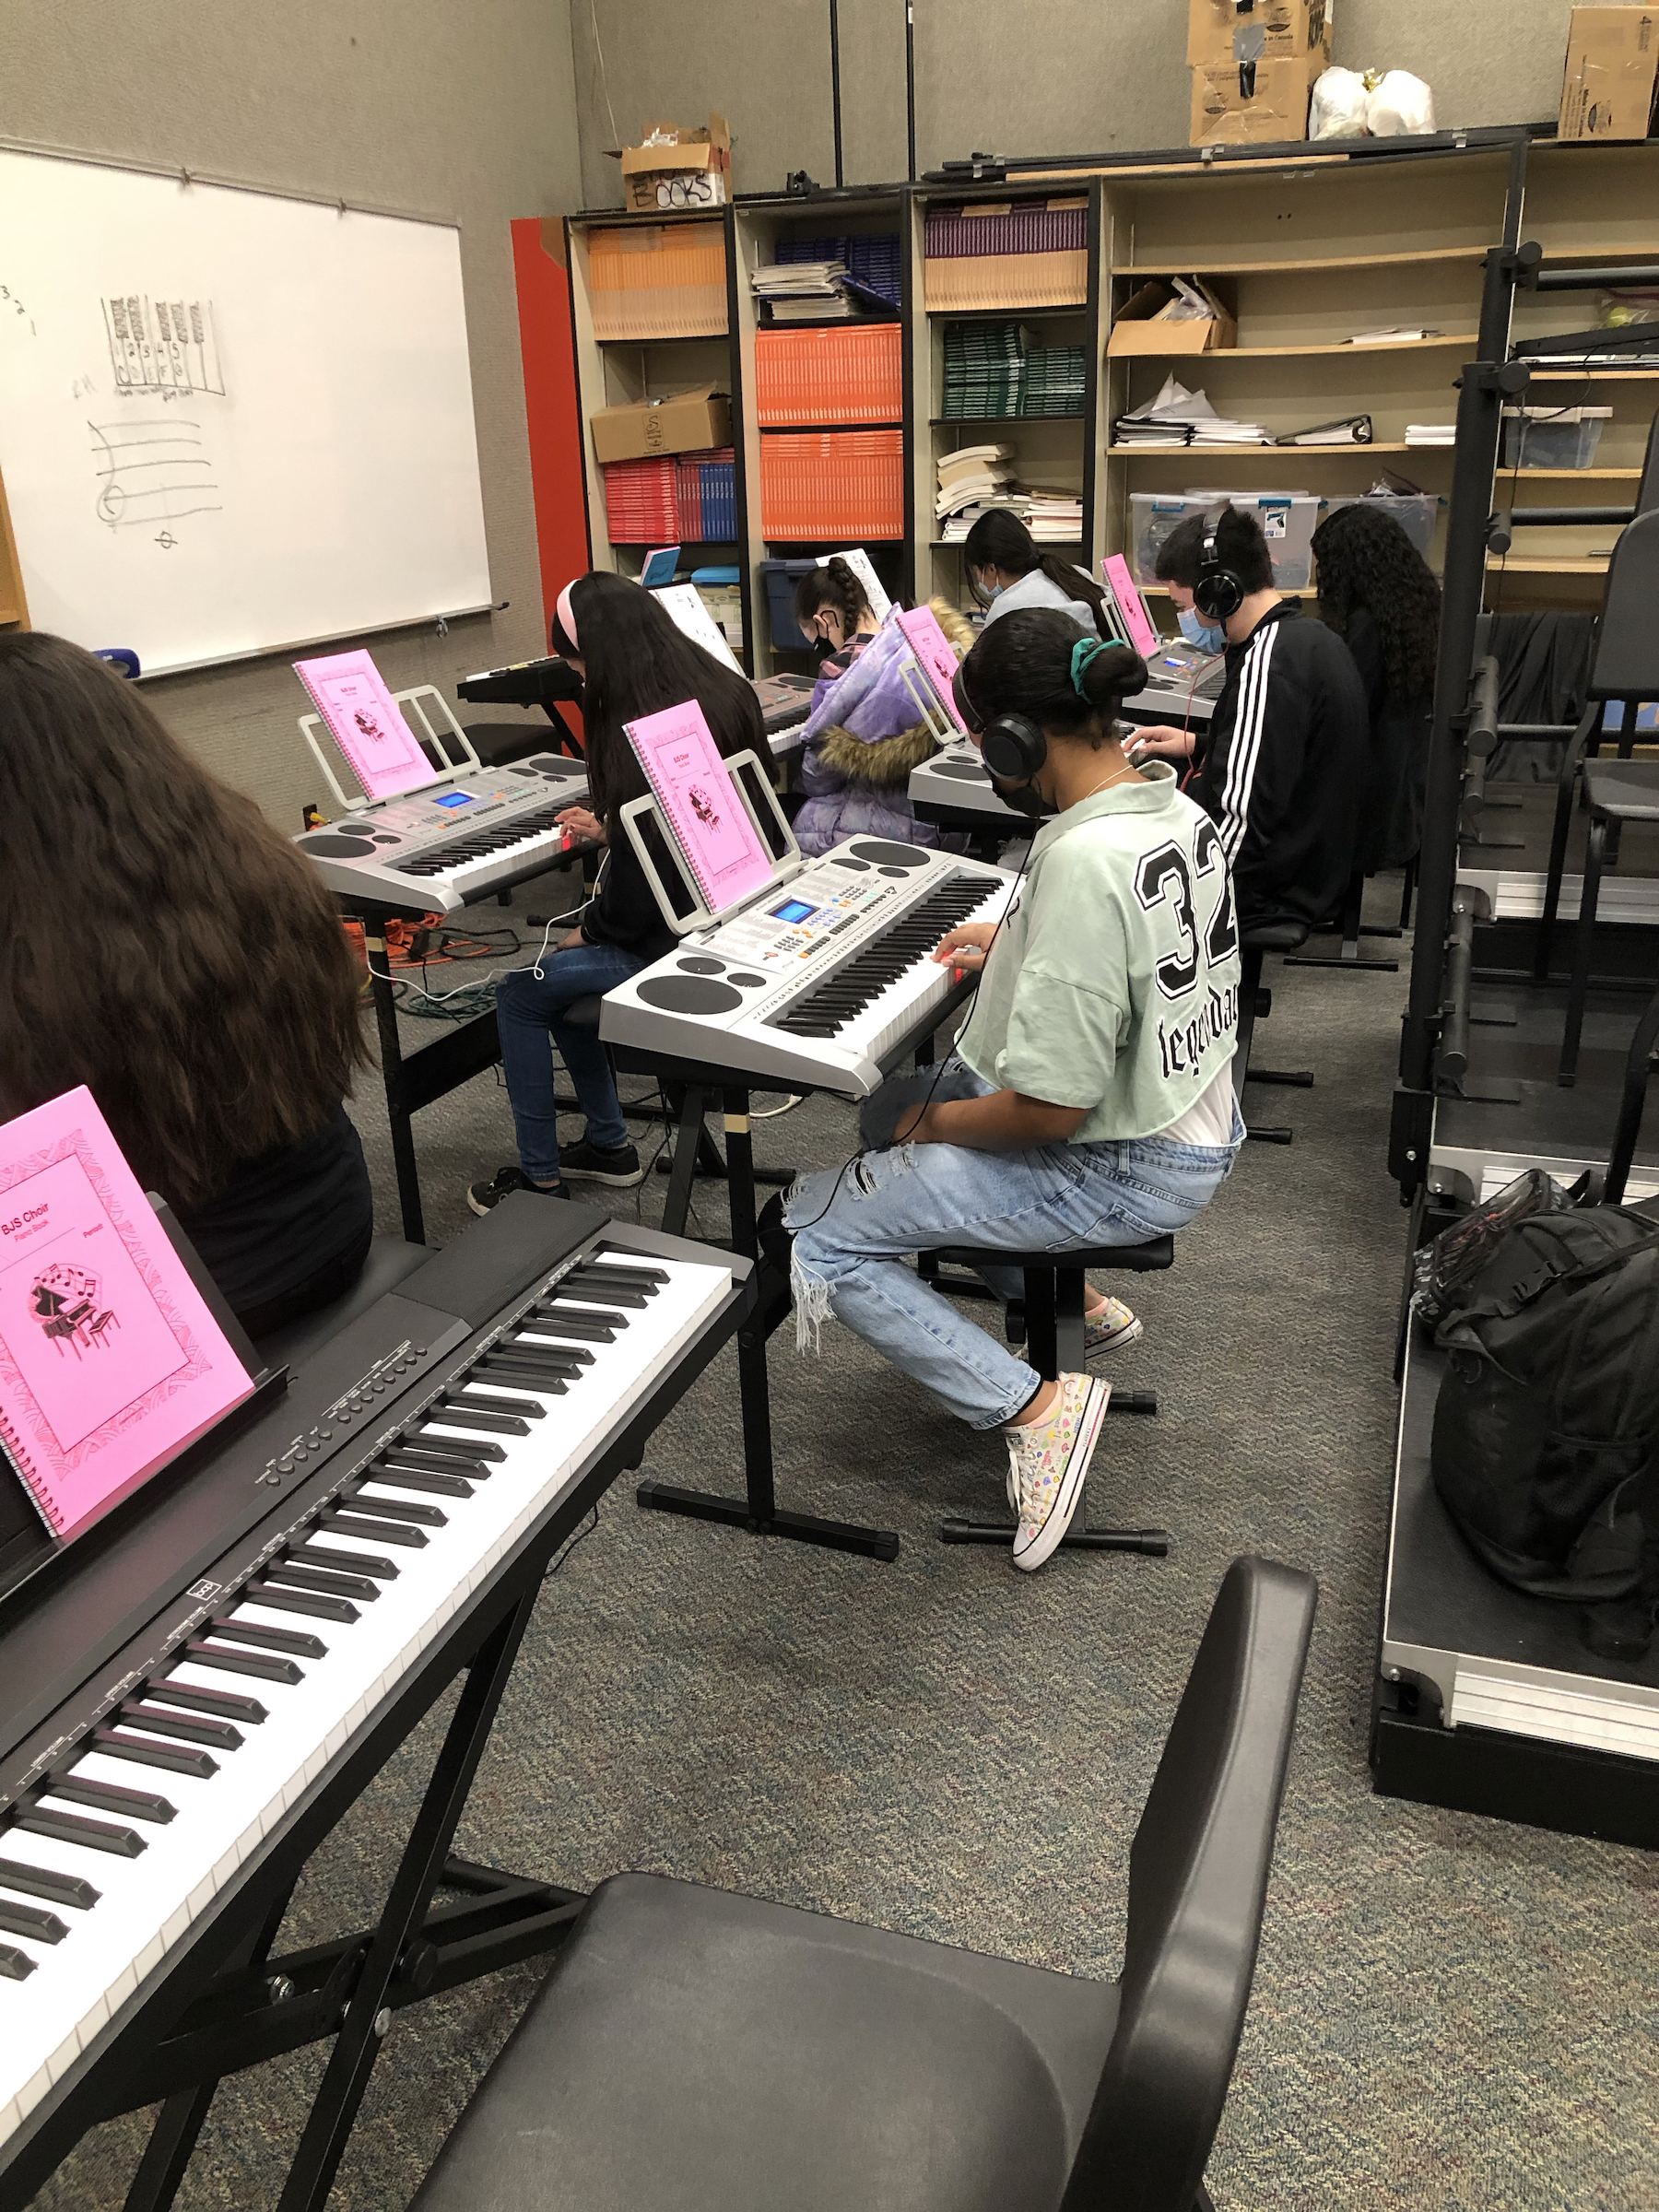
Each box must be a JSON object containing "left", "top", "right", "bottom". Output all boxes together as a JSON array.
[
  {"left": 253, "top": 1231, "right": 435, "bottom": 1372},
  {"left": 409, "top": 1554, "right": 1317, "bottom": 2212},
  {"left": 926, "top": 1235, "right": 1172, "bottom": 1556},
  {"left": 1233, "top": 924, "right": 1312, "bottom": 1146}
]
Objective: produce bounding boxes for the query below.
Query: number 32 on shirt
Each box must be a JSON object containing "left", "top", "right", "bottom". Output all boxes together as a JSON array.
[{"left": 1134, "top": 820, "right": 1241, "bottom": 1082}]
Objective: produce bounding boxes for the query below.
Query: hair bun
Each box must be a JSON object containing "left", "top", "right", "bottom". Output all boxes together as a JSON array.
[{"left": 1082, "top": 641, "right": 1147, "bottom": 702}]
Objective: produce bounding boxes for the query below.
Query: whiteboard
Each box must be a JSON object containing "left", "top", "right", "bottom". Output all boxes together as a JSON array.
[{"left": 0, "top": 150, "right": 491, "bottom": 675}]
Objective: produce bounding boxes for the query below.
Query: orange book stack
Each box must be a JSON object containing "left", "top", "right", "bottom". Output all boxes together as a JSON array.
[
  {"left": 587, "top": 222, "right": 728, "bottom": 341},
  {"left": 760, "top": 429, "right": 905, "bottom": 540},
  {"left": 754, "top": 324, "right": 904, "bottom": 426}
]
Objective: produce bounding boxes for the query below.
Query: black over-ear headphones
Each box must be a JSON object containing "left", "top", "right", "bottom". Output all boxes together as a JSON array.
[
  {"left": 1193, "top": 507, "right": 1245, "bottom": 624},
  {"left": 952, "top": 657, "right": 1047, "bottom": 783}
]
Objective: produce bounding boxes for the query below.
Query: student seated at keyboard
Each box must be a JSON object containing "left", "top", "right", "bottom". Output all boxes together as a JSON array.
[
  {"left": 963, "top": 508, "right": 1115, "bottom": 640},
  {"left": 468, "top": 571, "right": 766, "bottom": 1211},
  {"left": 0, "top": 631, "right": 374, "bottom": 1338},
  {"left": 792, "top": 559, "right": 974, "bottom": 857},
  {"left": 777, "top": 614, "right": 1244, "bottom": 1571}
]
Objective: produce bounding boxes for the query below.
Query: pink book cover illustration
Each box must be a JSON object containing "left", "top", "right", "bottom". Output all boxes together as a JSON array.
[
  {"left": 0, "top": 1088, "right": 255, "bottom": 1539},
  {"left": 895, "top": 605, "right": 969, "bottom": 733},
  {"left": 1102, "top": 556, "right": 1161, "bottom": 661},
  {"left": 293, "top": 649, "right": 430, "bottom": 801},
  {"left": 624, "top": 699, "right": 774, "bottom": 913}
]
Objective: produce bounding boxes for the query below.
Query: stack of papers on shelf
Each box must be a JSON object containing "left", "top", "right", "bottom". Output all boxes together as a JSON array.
[
  {"left": 1113, "top": 374, "right": 1270, "bottom": 449},
  {"left": 1024, "top": 488, "right": 1084, "bottom": 541},
  {"left": 751, "top": 261, "right": 893, "bottom": 323},
  {"left": 1405, "top": 423, "right": 1457, "bottom": 447},
  {"left": 936, "top": 444, "right": 1018, "bottom": 521},
  {"left": 1345, "top": 326, "right": 1443, "bottom": 346}
]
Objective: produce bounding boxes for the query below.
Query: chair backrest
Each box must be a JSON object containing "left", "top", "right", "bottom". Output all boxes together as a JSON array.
[
  {"left": 1589, "top": 509, "right": 1659, "bottom": 704},
  {"left": 1635, "top": 413, "right": 1659, "bottom": 526},
  {"left": 1059, "top": 1555, "right": 1317, "bottom": 2212}
]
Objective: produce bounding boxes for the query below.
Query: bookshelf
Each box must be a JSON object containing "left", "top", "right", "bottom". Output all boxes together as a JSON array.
[{"left": 0, "top": 463, "right": 27, "bottom": 631}]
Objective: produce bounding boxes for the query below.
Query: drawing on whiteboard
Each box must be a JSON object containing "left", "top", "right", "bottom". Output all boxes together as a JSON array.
[
  {"left": 100, "top": 296, "right": 225, "bottom": 398},
  {"left": 89, "top": 419, "right": 221, "bottom": 531}
]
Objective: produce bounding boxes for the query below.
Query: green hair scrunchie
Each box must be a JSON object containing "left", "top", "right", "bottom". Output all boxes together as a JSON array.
[{"left": 1070, "top": 635, "right": 1110, "bottom": 699}]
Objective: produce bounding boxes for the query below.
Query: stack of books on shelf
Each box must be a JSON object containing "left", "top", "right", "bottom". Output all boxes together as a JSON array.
[
  {"left": 1405, "top": 423, "right": 1457, "bottom": 448},
  {"left": 752, "top": 259, "right": 897, "bottom": 324},
  {"left": 605, "top": 448, "right": 735, "bottom": 545},
  {"left": 935, "top": 448, "right": 1081, "bottom": 543},
  {"left": 924, "top": 198, "right": 1088, "bottom": 312},
  {"left": 1114, "top": 373, "right": 1271, "bottom": 449},
  {"left": 587, "top": 221, "right": 728, "bottom": 341},
  {"left": 775, "top": 232, "right": 902, "bottom": 308},
  {"left": 940, "top": 320, "right": 1087, "bottom": 419}
]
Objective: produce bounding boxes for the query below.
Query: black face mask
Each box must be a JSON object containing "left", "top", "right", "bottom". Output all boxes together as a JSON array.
[{"left": 994, "top": 777, "right": 1057, "bottom": 821}]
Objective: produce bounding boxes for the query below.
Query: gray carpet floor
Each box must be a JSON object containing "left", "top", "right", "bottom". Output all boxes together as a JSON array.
[{"left": 31, "top": 871, "right": 1659, "bottom": 2212}]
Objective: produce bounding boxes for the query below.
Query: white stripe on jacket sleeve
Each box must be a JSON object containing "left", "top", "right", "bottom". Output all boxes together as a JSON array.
[{"left": 1217, "top": 621, "right": 1279, "bottom": 865}]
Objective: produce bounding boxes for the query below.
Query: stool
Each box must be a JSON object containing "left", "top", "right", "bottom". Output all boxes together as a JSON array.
[
  {"left": 1234, "top": 922, "right": 1312, "bottom": 1146},
  {"left": 1559, "top": 759, "right": 1659, "bottom": 1084},
  {"left": 930, "top": 1237, "right": 1173, "bottom": 1556}
]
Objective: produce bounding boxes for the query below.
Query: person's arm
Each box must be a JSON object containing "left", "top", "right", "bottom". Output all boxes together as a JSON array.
[
  {"left": 1209, "top": 625, "right": 1311, "bottom": 911},
  {"left": 896, "top": 1089, "right": 1087, "bottom": 1150},
  {"left": 1124, "top": 723, "right": 1197, "bottom": 764}
]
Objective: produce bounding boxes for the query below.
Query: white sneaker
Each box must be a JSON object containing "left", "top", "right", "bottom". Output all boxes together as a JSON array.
[
  {"left": 1005, "top": 1372, "right": 1112, "bottom": 1571},
  {"left": 1084, "top": 1296, "right": 1143, "bottom": 1358}
]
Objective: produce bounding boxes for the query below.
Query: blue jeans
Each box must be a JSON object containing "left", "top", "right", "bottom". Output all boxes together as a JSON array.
[
  {"left": 495, "top": 940, "right": 647, "bottom": 1183},
  {"left": 785, "top": 1060, "right": 1242, "bottom": 1429}
]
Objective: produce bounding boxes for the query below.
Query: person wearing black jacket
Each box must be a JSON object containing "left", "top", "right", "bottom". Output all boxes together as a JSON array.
[
  {"left": 467, "top": 572, "right": 764, "bottom": 1210},
  {"left": 1129, "top": 504, "right": 1368, "bottom": 930}
]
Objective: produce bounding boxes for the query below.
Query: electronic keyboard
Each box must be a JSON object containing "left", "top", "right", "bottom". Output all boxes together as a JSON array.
[
  {"left": 0, "top": 1199, "right": 747, "bottom": 2164},
  {"left": 293, "top": 753, "right": 592, "bottom": 914},
  {"left": 457, "top": 656, "right": 585, "bottom": 712},
  {"left": 600, "top": 836, "right": 1016, "bottom": 1096}
]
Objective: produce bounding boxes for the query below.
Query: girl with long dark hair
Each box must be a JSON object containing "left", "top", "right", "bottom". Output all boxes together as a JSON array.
[
  {"left": 1309, "top": 500, "right": 1441, "bottom": 870},
  {"left": 0, "top": 631, "right": 373, "bottom": 1335},
  {"left": 780, "top": 611, "right": 1243, "bottom": 1571},
  {"left": 468, "top": 571, "right": 765, "bottom": 1212},
  {"left": 961, "top": 508, "right": 1112, "bottom": 640}
]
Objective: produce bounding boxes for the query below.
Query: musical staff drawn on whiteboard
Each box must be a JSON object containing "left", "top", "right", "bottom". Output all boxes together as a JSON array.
[
  {"left": 89, "top": 419, "right": 221, "bottom": 530},
  {"left": 100, "top": 296, "right": 225, "bottom": 398}
]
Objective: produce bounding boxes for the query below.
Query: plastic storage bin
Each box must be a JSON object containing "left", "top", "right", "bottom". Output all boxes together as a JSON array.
[
  {"left": 1129, "top": 491, "right": 1320, "bottom": 591},
  {"left": 1501, "top": 406, "right": 1613, "bottom": 470},
  {"left": 1319, "top": 492, "right": 1441, "bottom": 559},
  {"left": 759, "top": 557, "right": 826, "bottom": 650}
]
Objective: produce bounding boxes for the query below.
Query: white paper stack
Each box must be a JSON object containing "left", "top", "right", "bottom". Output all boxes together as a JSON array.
[
  {"left": 1114, "top": 374, "right": 1270, "bottom": 449},
  {"left": 1405, "top": 423, "right": 1457, "bottom": 447}
]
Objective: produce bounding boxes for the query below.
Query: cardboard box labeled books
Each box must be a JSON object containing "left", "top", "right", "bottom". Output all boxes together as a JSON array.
[
  {"left": 611, "top": 114, "right": 732, "bottom": 213},
  {"left": 1557, "top": 6, "right": 1659, "bottom": 140},
  {"left": 1191, "top": 53, "right": 1317, "bottom": 145},
  {"left": 590, "top": 385, "right": 732, "bottom": 465},
  {"left": 1108, "top": 277, "right": 1238, "bottom": 357},
  {"left": 1187, "top": 0, "right": 1332, "bottom": 68}
]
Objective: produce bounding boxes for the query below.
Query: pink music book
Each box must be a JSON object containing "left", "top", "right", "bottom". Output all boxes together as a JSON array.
[
  {"left": 293, "top": 649, "right": 430, "bottom": 800},
  {"left": 624, "top": 699, "right": 775, "bottom": 914},
  {"left": 0, "top": 1088, "right": 256, "bottom": 1540},
  {"left": 1102, "top": 556, "right": 1161, "bottom": 660},
  {"left": 895, "top": 605, "right": 969, "bottom": 733}
]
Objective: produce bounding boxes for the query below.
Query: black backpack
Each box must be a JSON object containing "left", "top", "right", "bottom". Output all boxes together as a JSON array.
[{"left": 1428, "top": 1193, "right": 1659, "bottom": 1660}]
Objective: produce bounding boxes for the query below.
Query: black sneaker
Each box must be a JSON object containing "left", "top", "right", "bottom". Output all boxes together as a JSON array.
[
  {"left": 559, "top": 1136, "right": 646, "bottom": 1188},
  {"left": 466, "top": 1164, "right": 566, "bottom": 1217}
]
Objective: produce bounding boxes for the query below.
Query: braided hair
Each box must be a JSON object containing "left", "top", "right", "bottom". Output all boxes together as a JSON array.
[{"left": 1311, "top": 501, "right": 1441, "bottom": 705}]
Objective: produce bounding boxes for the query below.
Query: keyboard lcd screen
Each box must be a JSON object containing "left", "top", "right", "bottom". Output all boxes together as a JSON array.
[
  {"left": 771, "top": 899, "right": 817, "bottom": 925},
  {"left": 433, "top": 791, "right": 477, "bottom": 809}
]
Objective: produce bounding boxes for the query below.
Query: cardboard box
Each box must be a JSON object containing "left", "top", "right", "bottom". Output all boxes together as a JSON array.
[
  {"left": 1108, "top": 278, "right": 1238, "bottom": 356},
  {"left": 590, "top": 384, "right": 732, "bottom": 465},
  {"left": 1190, "top": 53, "right": 1317, "bottom": 145},
  {"left": 612, "top": 114, "right": 732, "bottom": 213},
  {"left": 1557, "top": 7, "right": 1659, "bottom": 140},
  {"left": 1187, "top": 0, "right": 1332, "bottom": 68}
]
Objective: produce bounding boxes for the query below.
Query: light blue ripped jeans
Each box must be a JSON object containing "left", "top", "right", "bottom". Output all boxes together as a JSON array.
[{"left": 785, "top": 1059, "right": 1242, "bottom": 1429}]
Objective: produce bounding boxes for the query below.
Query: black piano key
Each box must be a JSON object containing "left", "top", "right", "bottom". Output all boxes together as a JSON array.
[
  {"left": 183, "top": 1639, "right": 305, "bottom": 1686},
  {"left": 91, "top": 1728, "right": 218, "bottom": 1779},
  {"left": 263, "top": 1559, "right": 382, "bottom": 1603},
  {"left": 288, "top": 1544, "right": 398, "bottom": 1582},
  {"left": 474, "top": 1359, "right": 569, "bottom": 1394},
  {"left": 47, "top": 1773, "right": 176, "bottom": 1824},
  {"left": 567, "top": 1265, "right": 662, "bottom": 1294},
  {"left": 321, "top": 1508, "right": 429, "bottom": 1548},
  {"left": 147, "top": 1677, "right": 268, "bottom": 1725},
  {"left": 0, "top": 1943, "right": 34, "bottom": 1980},
  {"left": 477, "top": 1346, "right": 586, "bottom": 1378},
  {"left": 13, "top": 1805, "right": 146, "bottom": 1857},
  {"left": 370, "top": 1463, "right": 474, "bottom": 1498},
  {"left": 560, "top": 1281, "right": 649, "bottom": 1308},
  {"left": 119, "top": 1703, "right": 243, "bottom": 1751},
  {"left": 595, "top": 1255, "right": 669, "bottom": 1283},
  {"left": 539, "top": 1300, "right": 630, "bottom": 1329},
  {"left": 341, "top": 1485, "right": 447, "bottom": 1526},
  {"left": 0, "top": 1896, "right": 66, "bottom": 1944},
  {"left": 209, "top": 1617, "right": 328, "bottom": 1659},
  {"left": 446, "top": 1389, "right": 546, "bottom": 1420},
  {"left": 389, "top": 1433, "right": 507, "bottom": 1465},
  {"left": 244, "top": 1578, "right": 361, "bottom": 1622},
  {"left": 0, "top": 1855, "right": 100, "bottom": 1910},
  {"left": 521, "top": 1311, "right": 617, "bottom": 1343},
  {"left": 420, "top": 1406, "right": 530, "bottom": 1437},
  {"left": 503, "top": 1331, "right": 594, "bottom": 1363}
]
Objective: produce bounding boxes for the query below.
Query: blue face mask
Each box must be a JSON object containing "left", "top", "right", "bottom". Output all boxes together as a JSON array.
[{"left": 1178, "top": 606, "right": 1228, "bottom": 653}]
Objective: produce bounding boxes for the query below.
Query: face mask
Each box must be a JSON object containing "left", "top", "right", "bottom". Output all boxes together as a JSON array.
[
  {"left": 995, "top": 778, "right": 1057, "bottom": 822},
  {"left": 976, "top": 574, "right": 1002, "bottom": 603},
  {"left": 1178, "top": 606, "right": 1228, "bottom": 654}
]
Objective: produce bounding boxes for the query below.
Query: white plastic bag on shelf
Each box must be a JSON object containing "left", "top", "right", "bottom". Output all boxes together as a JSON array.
[
  {"left": 1311, "top": 65, "right": 1371, "bottom": 138},
  {"left": 1366, "top": 70, "right": 1436, "bottom": 135}
]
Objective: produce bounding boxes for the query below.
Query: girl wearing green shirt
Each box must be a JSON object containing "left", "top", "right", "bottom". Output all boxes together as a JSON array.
[{"left": 782, "top": 611, "right": 1244, "bottom": 1569}]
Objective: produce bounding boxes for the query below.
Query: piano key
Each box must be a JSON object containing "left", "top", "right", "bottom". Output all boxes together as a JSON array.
[
  {"left": 10, "top": 1806, "right": 146, "bottom": 1857},
  {"left": 319, "top": 1509, "right": 429, "bottom": 1548},
  {"left": 416, "top": 1406, "right": 530, "bottom": 1438},
  {"left": 497, "top": 1334, "right": 594, "bottom": 1367},
  {"left": 594, "top": 1255, "right": 669, "bottom": 1282},
  {"left": 370, "top": 1463, "right": 475, "bottom": 1497},
  {"left": 1, "top": 1944, "right": 34, "bottom": 1980},
  {"left": 207, "top": 1618, "right": 327, "bottom": 1659},
  {"left": 291, "top": 1541, "right": 399, "bottom": 1581},
  {"left": 0, "top": 1857, "right": 99, "bottom": 1911},
  {"left": 339, "top": 1486, "right": 446, "bottom": 1527},
  {"left": 0, "top": 1898, "right": 66, "bottom": 1945},
  {"left": 262, "top": 1562, "right": 382, "bottom": 1602},
  {"left": 471, "top": 1358, "right": 572, "bottom": 1390},
  {"left": 517, "top": 1312, "right": 617, "bottom": 1343},
  {"left": 447, "top": 1389, "right": 547, "bottom": 1419},
  {"left": 145, "top": 1674, "right": 267, "bottom": 1725},
  {"left": 41, "top": 1774, "right": 176, "bottom": 1825},
  {"left": 180, "top": 1641, "right": 306, "bottom": 1686},
  {"left": 387, "top": 1435, "right": 505, "bottom": 1466},
  {"left": 90, "top": 1729, "right": 218, "bottom": 1780},
  {"left": 242, "top": 1578, "right": 361, "bottom": 1621},
  {"left": 116, "top": 1704, "right": 243, "bottom": 1751}
]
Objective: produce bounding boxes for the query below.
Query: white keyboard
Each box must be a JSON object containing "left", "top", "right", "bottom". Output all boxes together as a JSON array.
[
  {"left": 600, "top": 836, "right": 1016, "bottom": 1097},
  {"left": 294, "top": 755, "right": 592, "bottom": 915},
  {"left": 0, "top": 1247, "right": 732, "bottom": 2147}
]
